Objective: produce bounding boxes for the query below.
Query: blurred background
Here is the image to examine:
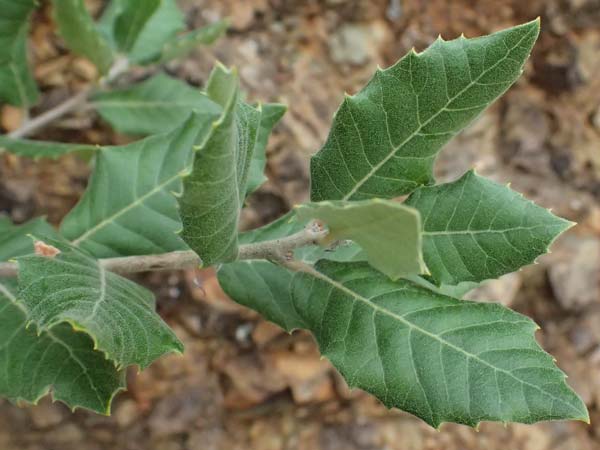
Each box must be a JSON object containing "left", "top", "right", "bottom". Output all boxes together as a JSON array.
[{"left": 1, "top": 0, "right": 600, "bottom": 449}]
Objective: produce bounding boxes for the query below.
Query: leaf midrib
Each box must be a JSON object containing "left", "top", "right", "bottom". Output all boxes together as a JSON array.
[
  {"left": 71, "top": 171, "right": 183, "bottom": 246},
  {"left": 342, "top": 27, "right": 535, "bottom": 200},
  {"left": 305, "top": 267, "right": 584, "bottom": 417}
]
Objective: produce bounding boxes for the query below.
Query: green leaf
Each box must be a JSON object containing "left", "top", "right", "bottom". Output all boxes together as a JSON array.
[
  {"left": 310, "top": 20, "right": 540, "bottom": 202},
  {"left": 17, "top": 238, "right": 183, "bottom": 369},
  {"left": 0, "top": 280, "right": 125, "bottom": 414},
  {"left": 295, "top": 200, "right": 424, "bottom": 280},
  {"left": 60, "top": 114, "right": 207, "bottom": 258},
  {"left": 0, "top": 136, "right": 97, "bottom": 159},
  {"left": 90, "top": 73, "right": 221, "bottom": 136},
  {"left": 178, "top": 65, "right": 261, "bottom": 266},
  {"left": 290, "top": 260, "right": 588, "bottom": 427},
  {"left": 405, "top": 170, "right": 573, "bottom": 285},
  {"left": 0, "top": 217, "right": 60, "bottom": 261},
  {"left": 0, "top": 0, "right": 39, "bottom": 106},
  {"left": 52, "top": 0, "right": 114, "bottom": 74},
  {"left": 99, "top": 0, "right": 185, "bottom": 64},
  {"left": 245, "top": 103, "right": 286, "bottom": 196},
  {"left": 113, "top": 0, "right": 160, "bottom": 52},
  {"left": 159, "top": 19, "right": 229, "bottom": 63}
]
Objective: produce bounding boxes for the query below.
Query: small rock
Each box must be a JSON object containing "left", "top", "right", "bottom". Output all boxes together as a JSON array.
[
  {"left": 114, "top": 399, "right": 141, "bottom": 428},
  {"left": 329, "top": 23, "right": 386, "bottom": 66},
  {"left": 28, "top": 400, "right": 65, "bottom": 429},
  {"left": 548, "top": 236, "right": 600, "bottom": 310},
  {"left": 1, "top": 105, "right": 24, "bottom": 132},
  {"left": 464, "top": 272, "right": 522, "bottom": 307}
]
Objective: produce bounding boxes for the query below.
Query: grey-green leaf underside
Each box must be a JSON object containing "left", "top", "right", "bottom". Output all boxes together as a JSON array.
[
  {"left": 60, "top": 114, "right": 208, "bottom": 258},
  {"left": 158, "top": 19, "right": 229, "bottom": 63},
  {"left": 0, "top": 280, "right": 125, "bottom": 414},
  {"left": 91, "top": 73, "right": 221, "bottom": 136},
  {"left": 291, "top": 260, "right": 588, "bottom": 427},
  {"left": 113, "top": 0, "right": 160, "bottom": 52},
  {"left": 310, "top": 20, "right": 540, "bottom": 202},
  {"left": 295, "top": 200, "right": 424, "bottom": 280},
  {"left": 405, "top": 170, "right": 573, "bottom": 285},
  {"left": 17, "top": 239, "right": 183, "bottom": 369},
  {"left": 0, "top": 0, "right": 38, "bottom": 106}
]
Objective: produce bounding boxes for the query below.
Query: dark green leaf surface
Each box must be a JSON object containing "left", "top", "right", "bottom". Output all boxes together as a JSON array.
[
  {"left": 310, "top": 20, "right": 539, "bottom": 201},
  {"left": 60, "top": 114, "right": 207, "bottom": 258},
  {"left": 0, "top": 0, "right": 38, "bottom": 106},
  {"left": 0, "top": 280, "right": 125, "bottom": 414},
  {"left": 405, "top": 170, "right": 573, "bottom": 285},
  {"left": 178, "top": 65, "right": 261, "bottom": 266},
  {"left": 0, "top": 136, "right": 97, "bottom": 159},
  {"left": 159, "top": 19, "right": 229, "bottom": 63},
  {"left": 113, "top": 0, "right": 160, "bottom": 52},
  {"left": 52, "top": 0, "right": 114, "bottom": 74},
  {"left": 290, "top": 260, "right": 588, "bottom": 427},
  {"left": 17, "top": 239, "right": 183, "bottom": 369},
  {"left": 295, "top": 200, "right": 424, "bottom": 280},
  {"left": 91, "top": 73, "right": 221, "bottom": 136}
]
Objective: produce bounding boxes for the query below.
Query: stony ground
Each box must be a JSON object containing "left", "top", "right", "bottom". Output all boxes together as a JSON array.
[{"left": 1, "top": 0, "right": 600, "bottom": 449}]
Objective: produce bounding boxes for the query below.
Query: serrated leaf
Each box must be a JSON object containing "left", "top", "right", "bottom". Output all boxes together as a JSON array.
[
  {"left": 17, "top": 238, "right": 183, "bottom": 369},
  {"left": 0, "top": 0, "right": 38, "bottom": 106},
  {"left": 178, "top": 65, "right": 261, "bottom": 266},
  {"left": 0, "top": 220, "right": 124, "bottom": 414},
  {"left": 52, "top": 0, "right": 114, "bottom": 74},
  {"left": 99, "top": 0, "right": 185, "bottom": 64},
  {"left": 0, "top": 280, "right": 125, "bottom": 414},
  {"left": 245, "top": 103, "right": 286, "bottom": 196},
  {"left": 295, "top": 200, "right": 424, "bottom": 280},
  {"left": 310, "top": 20, "right": 540, "bottom": 202},
  {"left": 60, "top": 113, "right": 208, "bottom": 258},
  {"left": 290, "top": 260, "right": 588, "bottom": 427},
  {"left": 158, "top": 19, "right": 229, "bottom": 63},
  {"left": 90, "top": 73, "right": 221, "bottom": 136},
  {"left": 404, "top": 170, "right": 573, "bottom": 285},
  {"left": 0, "top": 136, "right": 97, "bottom": 159},
  {"left": 113, "top": 0, "right": 160, "bottom": 52}
]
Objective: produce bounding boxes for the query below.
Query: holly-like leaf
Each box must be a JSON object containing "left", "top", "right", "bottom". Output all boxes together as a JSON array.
[
  {"left": 290, "top": 260, "right": 588, "bottom": 427},
  {"left": 91, "top": 73, "right": 221, "bottom": 136},
  {"left": 245, "top": 103, "right": 286, "bottom": 196},
  {"left": 158, "top": 19, "right": 229, "bottom": 63},
  {"left": 52, "top": 0, "right": 114, "bottom": 74},
  {"left": 0, "top": 280, "right": 125, "bottom": 414},
  {"left": 0, "top": 136, "right": 97, "bottom": 159},
  {"left": 295, "top": 200, "right": 424, "bottom": 280},
  {"left": 405, "top": 170, "right": 573, "bottom": 285},
  {"left": 17, "top": 238, "right": 183, "bottom": 369},
  {"left": 178, "top": 64, "right": 261, "bottom": 266},
  {"left": 310, "top": 20, "right": 540, "bottom": 202},
  {"left": 60, "top": 113, "right": 208, "bottom": 258},
  {"left": 0, "top": 0, "right": 38, "bottom": 106},
  {"left": 113, "top": 0, "right": 160, "bottom": 52}
]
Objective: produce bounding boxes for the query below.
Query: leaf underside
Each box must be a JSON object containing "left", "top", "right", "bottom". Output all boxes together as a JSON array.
[
  {"left": 0, "top": 136, "right": 97, "bottom": 159},
  {"left": 295, "top": 200, "right": 424, "bottom": 280},
  {"left": 310, "top": 20, "right": 540, "bottom": 202},
  {"left": 405, "top": 170, "right": 573, "bottom": 285},
  {"left": 17, "top": 238, "right": 183, "bottom": 369}
]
